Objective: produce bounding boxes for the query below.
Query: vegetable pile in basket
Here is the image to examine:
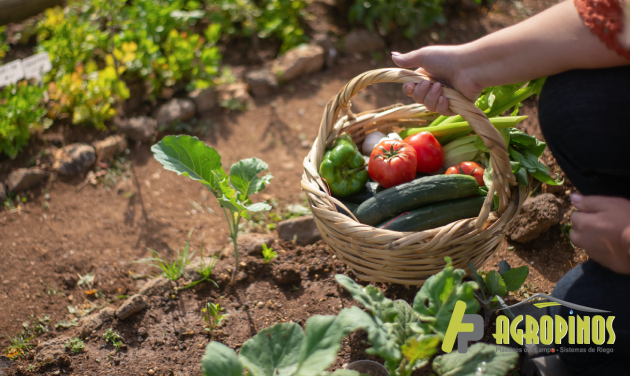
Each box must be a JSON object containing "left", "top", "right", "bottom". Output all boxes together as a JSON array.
[{"left": 320, "top": 78, "right": 561, "bottom": 232}]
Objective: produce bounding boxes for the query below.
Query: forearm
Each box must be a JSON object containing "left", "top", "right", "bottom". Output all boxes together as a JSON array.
[{"left": 461, "top": 0, "right": 629, "bottom": 88}]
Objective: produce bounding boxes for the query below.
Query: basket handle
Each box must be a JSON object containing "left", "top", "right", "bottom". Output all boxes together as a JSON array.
[{"left": 311, "top": 68, "right": 516, "bottom": 227}]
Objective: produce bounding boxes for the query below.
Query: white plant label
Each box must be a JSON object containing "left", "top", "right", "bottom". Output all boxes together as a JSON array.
[
  {"left": 0, "top": 60, "right": 25, "bottom": 87},
  {"left": 23, "top": 52, "right": 52, "bottom": 81}
]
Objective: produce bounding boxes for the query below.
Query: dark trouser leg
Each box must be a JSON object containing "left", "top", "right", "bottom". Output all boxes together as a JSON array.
[
  {"left": 539, "top": 67, "right": 630, "bottom": 375},
  {"left": 548, "top": 261, "right": 630, "bottom": 376},
  {"left": 538, "top": 66, "right": 630, "bottom": 200}
]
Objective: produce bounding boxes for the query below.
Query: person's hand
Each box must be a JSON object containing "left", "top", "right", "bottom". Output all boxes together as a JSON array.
[
  {"left": 391, "top": 46, "right": 484, "bottom": 116},
  {"left": 570, "top": 194, "right": 630, "bottom": 274}
]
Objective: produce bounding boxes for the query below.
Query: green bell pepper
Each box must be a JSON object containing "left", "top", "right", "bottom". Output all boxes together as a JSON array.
[{"left": 319, "top": 134, "right": 369, "bottom": 197}]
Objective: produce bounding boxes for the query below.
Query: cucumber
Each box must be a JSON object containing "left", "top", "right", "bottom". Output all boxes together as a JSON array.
[
  {"left": 341, "top": 181, "right": 384, "bottom": 204},
  {"left": 377, "top": 196, "right": 486, "bottom": 232},
  {"left": 335, "top": 201, "right": 359, "bottom": 218},
  {"left": 355, "top": 174, "right": 480, "bottom": 226}
]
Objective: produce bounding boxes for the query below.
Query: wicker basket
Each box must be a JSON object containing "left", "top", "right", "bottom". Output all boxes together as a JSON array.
[{"left": 301, "top": 68, "right": 528, "bottom": 285}]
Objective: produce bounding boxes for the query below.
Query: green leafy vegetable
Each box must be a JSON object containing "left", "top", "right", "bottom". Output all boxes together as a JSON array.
[
  {"left": 485, "top": 271, "right": 507, "bottom": 297},
  {"left": 201, "top": 313, "right": 366, "bottom": 376},
  {"left": 152, "top": 135, "right": 272, "bottom": 283},
  {"left": 433, "top": 343, "right": 519, "bottom": 376},
  {"left": 413, "top": 257, "right": 479, "bottom": 337}
]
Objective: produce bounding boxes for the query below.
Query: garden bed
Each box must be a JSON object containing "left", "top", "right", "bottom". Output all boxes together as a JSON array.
[{"left": 0, "top": 0, "right": 585, "bottom": 375}]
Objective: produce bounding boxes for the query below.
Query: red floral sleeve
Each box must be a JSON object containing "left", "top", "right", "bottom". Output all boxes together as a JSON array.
[{"left": 574, "top": 0, "right": 630, "bottom": 61}]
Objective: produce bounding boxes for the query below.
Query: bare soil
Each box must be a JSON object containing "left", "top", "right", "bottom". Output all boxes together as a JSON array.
[{"left": 0, "top": 0, "right": 584, "bottom": 375}]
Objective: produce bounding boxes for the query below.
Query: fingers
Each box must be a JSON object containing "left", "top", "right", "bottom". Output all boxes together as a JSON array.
[
  {"left": 570, "top": 194, "right": 616, "bottom": 213},
  {"left": 392, "top": 49, "right": 426, "bottom": 68}
]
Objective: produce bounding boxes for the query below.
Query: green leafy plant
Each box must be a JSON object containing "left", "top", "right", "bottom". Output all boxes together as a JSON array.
[
  {"left": 151, "top": 135, "right": 272, "bottom": 283},
  {"left": 201, "top": 308, "right": 367, "bottom": 376},
  {"left": 469, "top": 260, "right": 529, "bottom": 320},
  {"left": 0, "top": 82, "right": 49, "bottom": 159},
  {"left": 261, "top": 243, "right": 278, "bottom": 263},
  {"left": 182, "top": 232, "right": 220, "bottom": 290},
  {"left": 202, "top": 302, "right": 229, "bottom": 336},
  {"left": 336, "top": 257, "right": 479, "bottom": 376},
  {"left": 136, "top": 236, "right": 194, "bottom": 281},
  {"left": 103, "top": 328, "right": 124, "bottom": 351},
  {"left": 6, "top": 333, "right": 34, "bottom": 360},
  {"left": 349, "top": 0, "right": 446, "bottom": 39},
  {"left": 65, "top": 337, "right": 85, "bottom": 353},
  {"left": 55, "top": 318, "right": 79, "bottom": 329}
]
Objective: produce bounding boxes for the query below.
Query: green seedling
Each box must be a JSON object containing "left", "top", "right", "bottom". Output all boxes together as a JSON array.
[
  {"left": 469, "top": 260, "right": 529, "bottom": 321},
  {"left": 65, "top": 337, "right": 85, "bottom": 353},
  {"left": 182, "top": 232, "right": 219, "bottom": 290},
  {"left": 136, "top": 238, "right": 194, "bottom": 281},
  {"left": 561, "top": 222, "right": 575, "bottom": 249},
  {"left": 152, "top": 135, "right": 272, "bottom": 284},
  {"left": 55, "top": 318, "right": 78, "bottom": 329},
  {"left": 261, "top": 243, "right": 278, "bottom": 264},
  {"left": 6, "top": 333, "right": 34, "bottom": 360},
  {"left": 77, "top": 272, "right": 95, "bottom": 288},
  {"left": 103, "top": 328, "right": 124, "bottom": 351},
  {"left": 202, "top": 302, "right": 229, "bottom": 336}
]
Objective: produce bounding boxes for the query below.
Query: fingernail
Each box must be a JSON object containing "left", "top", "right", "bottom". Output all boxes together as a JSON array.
[
  {"left": 419, "top": 80, "right": 430, "bottom": 90},
  {"left": 403, "top": 84, "right": 414, "bottom": 95},
  {"left": 570, "top": 193, "right": 582, "bottom": 204},
  {"left": 431, "top": 82, "right": 441, "bottom": 92},
  {"left": 391, "top": 51, "right": 401, "bottom": 57}
]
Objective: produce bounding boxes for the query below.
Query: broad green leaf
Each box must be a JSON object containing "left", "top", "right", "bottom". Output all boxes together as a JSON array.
[
  {"left": 151, "top": 135, "right": 226, "bottom": 192},
  {"left": 335, "top": 275, "right": 398, "bottom": 324},
  {"left": 467, "top": 262, "right": 486, "bottom": 292},
  {"left": 335, "top": 276, "right": 401, "bottom": 363},
  {"left": 388, "top": 300, "right": 421, "bottom": 347},
  {"left": 485, "top": 271, "right": 507, "bottom": 297},
  {"left": 229, "top": 158, "right": 273, "bottom": 200},
  {"left": 501, "top": 266, "right": 529, "bottom": 292},
  {"left": 239, "top": 322, "right": 304, "bottom": 376},
  {"left": 201, "top": 342, "right": 243, "bottom": 376},
  {"left": 432, "top": 343, "right": 518, "bottom": 376},
  {"left": 401, "top": 334, "right": 441, "bottom": 370},
  {"left": 413, "top": 258, "right": 479, "bottom": 337},
  {"left": 296, "top": 312, "right": 365, "bottom": 376},
  {"left": 326, "top": 371, "right": 364, "bottom": 376},
  {"left": 508, "top": 128, "right": 536, "bottom": 148},
  {"left": 247, "top": 202, "right": 272, "bottom": 212},
  {"left": 514, "top": 167, "right": 529, "bottom": 187},
  {"left": 498, "top": 260, "right": 511, "bottom": 275}
]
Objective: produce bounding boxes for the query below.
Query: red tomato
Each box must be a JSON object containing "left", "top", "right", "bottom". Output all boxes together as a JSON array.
[
  {"left": 369, "top": 140, "right": 417, "bottom": 188},
  {"left": 445, "top": 161, "right": 485, "bottom": 186},
  {"left": 403, "top": 132, "right": 444, "bottom": 173}
]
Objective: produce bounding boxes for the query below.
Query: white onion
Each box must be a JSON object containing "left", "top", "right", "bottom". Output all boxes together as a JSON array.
[{"left": 362, "top": 131, "right": 386, "bottom": 155}]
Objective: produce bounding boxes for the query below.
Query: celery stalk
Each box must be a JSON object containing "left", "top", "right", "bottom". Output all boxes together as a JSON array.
[{"left": 404, "top": 116, "right": 527, "bottom": 138}]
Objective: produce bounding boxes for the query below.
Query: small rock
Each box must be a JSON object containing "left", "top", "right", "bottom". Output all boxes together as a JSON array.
[
  {"left": 138, "top": 327, "right": 148, "bottom": 337},
  {"left": 272, "top": 44, "right": 324, "bottom": 83},
  {"left": 148, "top": 369, "right": 155, "bottom": 375},
  {"left": 34, "top": 336, "right": 70, "bottom": 363},
  {"left": 277, "top": 215, "right": 321, "bottom": 245},
  {"left": 507, "top": 193, "right": 564, "bottom": 243},
  {"left": 119, "top": 117, "right": 156, "bottom": 142},
  {"left": 313, "top": 33, "right": 337, "bottom": 68},
  {"left": 156, "top": 98, "right": 196, "bottom": 127},
  {"left": 188, "top": 87, "right": 217, "bottom": 114},
  {"left": 5, "top": 168, "right": 48, "bottom": 192},
  {"left": 272, "top": 262, "right": 302, "bottom": 285},
  {"left": 139, "top": 276, "right": 173, "bottom": 296},
  {"left": 52, "top": 143, "right": 96, "bottom": 175},
  {"left": 76, "top": 311, "right": 104, "bottom": 338},
  {"left": 99, "top": 307, "right": 116, "bottom": 319},
  {"left": 62, "top": 274, "right": 77, "bottom": 288},
  {"left": 238, "top": 233, "right": 276, "bottom": 256},
  {"left": 217, "top": 83, "right": 251, "bottom": 109},
  {"left": 93, "top": 135, "right": 127, "bottom": 164},
  {"left": 0, "top": 182, "right": 6, "bottom": 203},
  {"left": 115, "top": 294, "right": 146, "bottom": 320},
  {"left": 244, "top": 67, "right": 278, "bottom": 97},
  {"left": 344, "top": 29, "right": 385, "bottom": 54}
]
